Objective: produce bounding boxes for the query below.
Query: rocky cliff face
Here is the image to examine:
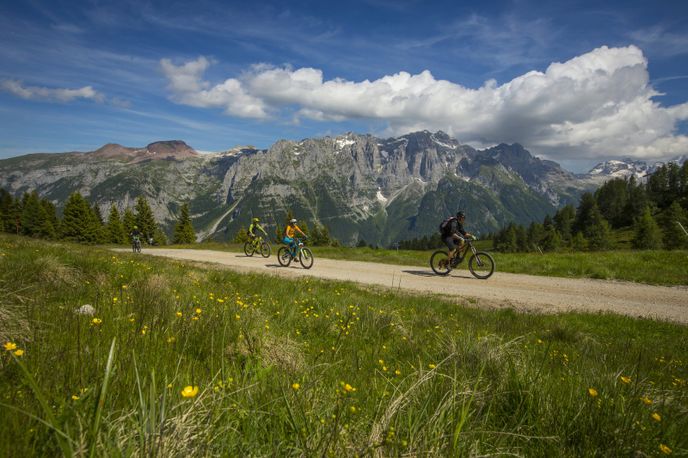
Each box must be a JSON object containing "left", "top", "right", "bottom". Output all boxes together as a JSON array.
[{"left": 0, "top": 131, "right": 594, "bottom": 245}]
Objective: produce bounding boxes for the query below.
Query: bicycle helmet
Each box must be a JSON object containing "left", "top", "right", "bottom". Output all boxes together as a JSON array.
[
  {"left": 252, "top": 217, "right": 259, "bottom": 223},
  {"left": 133, "top": 225, "right": 138, "bottom": 229},
  {"left": 456, "top": 211, "right": 465, "bottom": 219},
  {"left": 289, "top": 218, "right": 297, "bottom": 224}
]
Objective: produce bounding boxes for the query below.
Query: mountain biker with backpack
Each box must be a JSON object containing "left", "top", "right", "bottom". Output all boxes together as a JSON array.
[
  {"left": 248, "top": 217, "right": 268, "bottom": 240},
  {"left": 439, "top": 211, "right": 474, "bottom": 267}
]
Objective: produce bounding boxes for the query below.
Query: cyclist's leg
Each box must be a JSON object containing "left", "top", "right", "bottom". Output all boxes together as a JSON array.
[{"left": 442, "top": 236, "right": 456, "bottom": 267}]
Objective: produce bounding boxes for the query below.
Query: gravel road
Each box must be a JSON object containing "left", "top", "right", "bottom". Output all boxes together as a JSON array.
[{"left": 131, "top": 248, "right": 688, "bottom": 324}]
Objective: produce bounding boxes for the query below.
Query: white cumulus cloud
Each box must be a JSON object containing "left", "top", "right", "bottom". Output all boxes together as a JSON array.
[
  {"left": 160, "top": 46, "right": 688, "bottom": 161},
  {"left": 1, "top": 80, "right": 105, "bottom": 103}
]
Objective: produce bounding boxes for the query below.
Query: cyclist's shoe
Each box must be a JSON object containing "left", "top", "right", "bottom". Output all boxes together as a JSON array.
[
  {"left": 450, "top": 258, "right": 459, "bottom": 268},
  {"left": 438, "top": 259, "right": 448, "bottom": 269}
]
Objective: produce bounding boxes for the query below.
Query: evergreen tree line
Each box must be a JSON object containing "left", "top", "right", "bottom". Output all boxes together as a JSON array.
[
  {"left": 0, "top": 188, "right": 197, "bottom": 245},
  {"left": 492, "top": 161, "right": 688, "bottom": 252}
]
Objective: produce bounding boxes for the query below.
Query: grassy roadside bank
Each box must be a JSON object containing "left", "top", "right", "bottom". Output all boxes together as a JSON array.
[
  {"left": 176, "top": 241, "right": 688, "bottom": 286},
  {"left": 1, "top": 234, "right": 686, "bottom": 456}
]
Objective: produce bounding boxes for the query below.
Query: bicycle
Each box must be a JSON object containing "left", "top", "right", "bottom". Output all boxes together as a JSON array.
[
  {"left": 244, "top": 236, "right": 271, "bottom": 258},
  {"left": 132, "top": 236, "right": 142, "bottom": 253},
  {"left": 430, "top": 237, "right": 495, "bottom": 279},
  {"left": 277, "top": 238, "right": 314, "bottom": 269}
]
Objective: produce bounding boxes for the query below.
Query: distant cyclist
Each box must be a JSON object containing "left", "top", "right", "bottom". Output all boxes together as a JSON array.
[
  {"left": 283, "top": 218, "right": 306, "bottom": 252},
  {"left": 248, "top": 217, "right": 268, "bottom": 240},
  {"left": 440, "top": 211, "right": 474, "bottom": 266},
  {"left": 130, "top": 225, "right": 143, "bottom": 251}
]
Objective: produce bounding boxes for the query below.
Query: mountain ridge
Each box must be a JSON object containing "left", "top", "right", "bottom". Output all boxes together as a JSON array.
[{"left": 1, "top": 131, "right": 669, "bottom": 245}]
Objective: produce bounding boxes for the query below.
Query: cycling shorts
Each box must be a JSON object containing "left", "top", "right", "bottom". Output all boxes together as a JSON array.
[{"left": 443, "top": 234, "right": 464, "bottom": 250}]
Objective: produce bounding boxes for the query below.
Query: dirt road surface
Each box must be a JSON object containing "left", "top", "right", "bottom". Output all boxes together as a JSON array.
[{"left": 131, "top": 248, "right": 688, "bottom": 324}]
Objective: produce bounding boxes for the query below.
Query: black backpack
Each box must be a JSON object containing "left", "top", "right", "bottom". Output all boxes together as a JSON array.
[{"left": 439, "top": 216, "right": 457, "bottom": 235}]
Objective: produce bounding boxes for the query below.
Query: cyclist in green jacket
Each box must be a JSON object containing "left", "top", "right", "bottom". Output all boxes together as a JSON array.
[{"left": 248, "top": 217, "right": 268, "bottom": 241}]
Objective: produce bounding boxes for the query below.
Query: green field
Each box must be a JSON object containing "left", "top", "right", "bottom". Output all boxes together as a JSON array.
[
  {"left": 1, "top": 234, "right": 686, "bottom": 456},
  {"left": 188, "top": 240, "right": 688, "bottom": 286}
]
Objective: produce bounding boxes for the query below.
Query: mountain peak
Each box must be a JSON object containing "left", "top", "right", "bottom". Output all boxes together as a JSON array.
[{"left": 145, "top": 140, "right": 198, "bottom": 158}]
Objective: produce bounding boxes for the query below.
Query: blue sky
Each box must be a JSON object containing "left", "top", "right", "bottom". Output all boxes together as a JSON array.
[{"left": 1, "top": 0, "right": 687, "bottom": 171}]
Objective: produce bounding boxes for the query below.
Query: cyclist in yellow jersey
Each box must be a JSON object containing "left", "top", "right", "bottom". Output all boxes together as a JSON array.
[{"left": 283, "top": 218, "right": 306, "bottom": 251}]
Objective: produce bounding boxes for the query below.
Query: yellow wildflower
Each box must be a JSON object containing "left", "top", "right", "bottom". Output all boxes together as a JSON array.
[
  {"left": 641, "top": 396, "right": 652, "bottom": 405},
  {"left": 176, "top": 311, "right": 183, "bottom": 317},
  {"left": 292, "top": 383, "right": 300, "bottom": 391},
  {"left": 343, "top": 383, "right": 355, "bottom": 393},
  {"left": 14, "top": 349, "right": 24, "bottom": 357},
  {"left": 620, "top": 376, "right": 631, "bottom": 384},
  {"left": 428, "top": 363, "right": 436, "bottom": 369},
  {"left": 394, "top": 369, "right": 401, "bottom": 376},
  {"left": 167, "top": 336, "right": 176, "bottom": 343},
  {"left": 651, "top": 412, "right": 661, "bottom": 422},
  {"left": 91, "top": 318, "right": 102, "bottom": 326},
  {"left": 191, "top": 316, "right": 199, "bottom": 321},
  {"left": 181, "top": 386, "right": 199, "bottom": 398},
  {"left": 195, "top": 308, "right": 202, "bottom": 314},
  {"left": 588, "top": 388, "right": 598, "bottom": 398},
  {"left": 71, "top": 395, "right": 79, "bottom": 401},
  {"left": 659, "top": 444, "right": 672, "bottom": 455},
  {"left": 4, "top": 342, "right": 17, "bottom": 351}
]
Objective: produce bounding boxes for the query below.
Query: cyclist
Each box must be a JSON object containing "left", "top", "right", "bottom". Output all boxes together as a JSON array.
[
  {"left": 130, "top": 225, "right": 143, "bottom": 250},
  {"left": 248, "top": 217, "right": 268, "bottom": 242},
  {"left": 283, "top": 218, "right": 306, "bottom": 254},
  {"left": 440, "top": 211, "right": 474, "bottom": 267}
]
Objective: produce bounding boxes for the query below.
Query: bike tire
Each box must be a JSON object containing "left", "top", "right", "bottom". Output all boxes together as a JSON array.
[
  {"left": 243, "top": 241, "right": 255, "bottom": 257},
  {"left": 430, "top": 250, "right": 451, "bottom": 276},
  {"left": 277, "top": 247, "right": 292, "bottom": 267},
  {"left": 260, "top": 241, "right": 271, "bottom": 258},
  {"left": 299, "top": 247, "right": 314, "bottom": 269},
  {"left": 468, "top": 252, "right": 495, "bottom": 279}
]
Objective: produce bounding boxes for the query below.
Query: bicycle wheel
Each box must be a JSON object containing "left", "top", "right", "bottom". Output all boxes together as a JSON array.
[
  {"left": 260, "top": 241, "right": 271, "bottom": 258},
  {"left": 430, "top": 250, "right": 451, "bottom": 276},
  {"left": 468, "top": 252, "right": 495, "bottom": 279},
  {"left": 243, "top": 241, "right": 255, "bottom": 257},
  {"left": 277, "top": 247, "right": 292, "bottom": 267},
  {"left": 299, "top": 248, "right": 314, "bottom": 269}
]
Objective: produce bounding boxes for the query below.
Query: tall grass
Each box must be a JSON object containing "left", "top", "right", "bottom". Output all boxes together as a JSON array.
[{"left": 1, "top": 234, "right": 686, "bottom": 456}]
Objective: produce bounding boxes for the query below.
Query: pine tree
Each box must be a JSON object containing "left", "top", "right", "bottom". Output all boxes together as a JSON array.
[
  {"left": 122, "top": 208, "right": 136, "bottom": 236},
  {"left": 585, "top": 205, "right": 612, "bottom": 251},
  {"left": 573, "top": 193, "right": 597, "bottom": 234},
  {"left": 134, "top": 196, "right": 157, "bottom": 243},
  {"left": 173, "top": 203, "right": 196, "bottom": 244},
  {"left": 571, "top": 232, "right": 587, "bottom": 251},
  {"left": 20, "top": 191, "right": 44, "bottom": 237},
  {"left": 595, "top": 178, "right": 629, "bottom": 228},
  {"left": 233, "top": 225, "right": 250, "bottom": 244},
  {"left": 106, "top": 205, "right": 127, "bottom": 244},
  {"left": 152, "top": 225, "right": 168, "bottom": 245},
  {"left": 41, "top": 199, "right": 59, "bottom": 238},
  {"left": 541, "top": 227, "right": 562, "bottom": 251},
  {"left": 632, "top": 206, "right": 663, "bottom": 250},
  {"left": 91, "top": 204, "right": 108, "bottom": 243},
  {"left": 62, "top": 192, "right": 93, "bottom": 242},
  {"left": 659, "top": 201, "right": 688, "bottom": 249}
]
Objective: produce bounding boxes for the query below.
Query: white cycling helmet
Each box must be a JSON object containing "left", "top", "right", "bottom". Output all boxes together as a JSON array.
[{"left": 289, "top": 218, "right": 297, "bottom": 223}]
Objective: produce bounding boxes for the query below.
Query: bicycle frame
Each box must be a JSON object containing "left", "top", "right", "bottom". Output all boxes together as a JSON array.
[{"left": 452, "top": 239, "right": 477, "bottom": 265}]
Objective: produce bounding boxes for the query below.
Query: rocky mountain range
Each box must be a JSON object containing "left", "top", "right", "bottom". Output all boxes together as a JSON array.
[
  {"left": 584, "top": 156, "right": 687, "bottom": 183},
  {"left": 0, "top": 131, "right": 666, "bottom": 246}
]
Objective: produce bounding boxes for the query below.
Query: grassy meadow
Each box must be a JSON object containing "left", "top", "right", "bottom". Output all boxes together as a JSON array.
[
  {"left": 187, "top": 240, "right": 688, "bottom": 286},
  {"left": 1, "top": 234, "right": 687, "bottom": 456}
]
